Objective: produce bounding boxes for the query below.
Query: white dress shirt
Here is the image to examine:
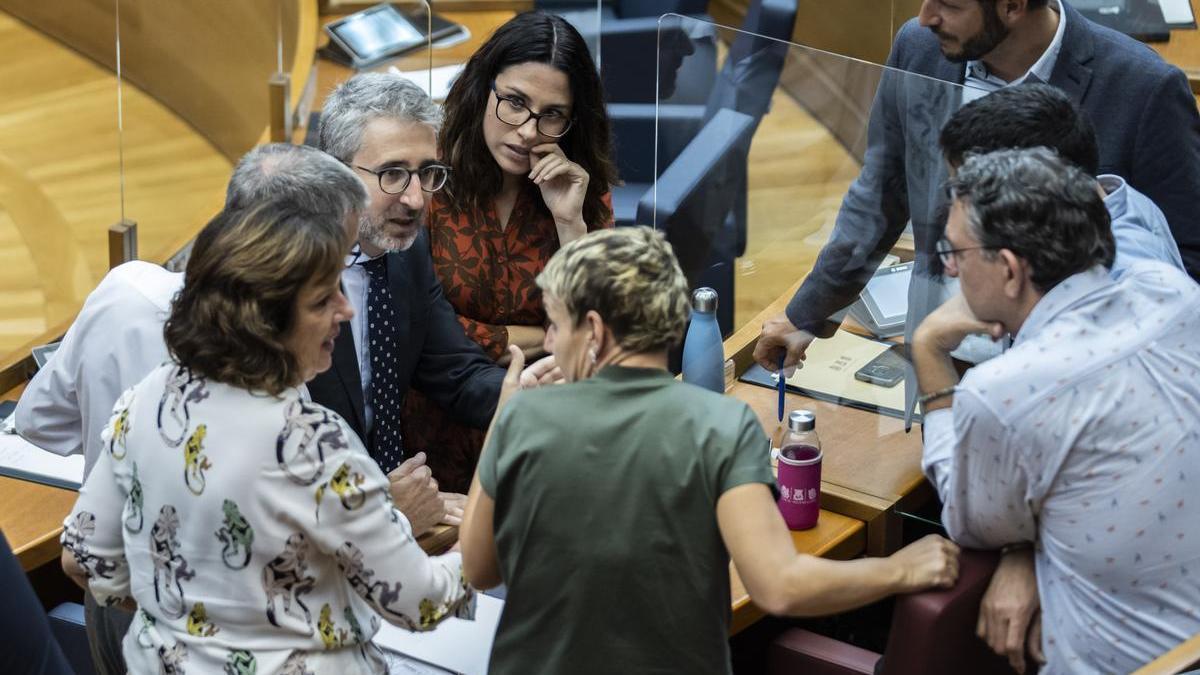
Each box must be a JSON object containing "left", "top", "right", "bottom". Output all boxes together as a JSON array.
[
  {"left": 963, "top": 0, "right": 1066, "bottom": 102},
  {"left": 923, "top": 263, "right": 1200, "bottom": 673},
  {"left": 15, "top": 261, "right": 182, "bottom": 478},
  {"left": 341, "top": 251, "right": 378, "bottom": 432}
]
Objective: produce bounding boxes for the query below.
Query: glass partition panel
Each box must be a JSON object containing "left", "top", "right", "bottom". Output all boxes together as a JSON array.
[
  {"left": 649, "top": 14, "right": 988, "bottom": 338},
  {"left": 375, "top": 1, "right": 436, "bottom": 99},
  {"left": 637, "top": 16, "right": 988, "bottom": 501},
  {"left": 116, "top": 0, "right": 302, "bottom": 277}
]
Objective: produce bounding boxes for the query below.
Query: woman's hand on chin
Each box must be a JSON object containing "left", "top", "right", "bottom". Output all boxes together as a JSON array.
[{"left": 529, "top": 143, "right": 588, "bottom": 242}]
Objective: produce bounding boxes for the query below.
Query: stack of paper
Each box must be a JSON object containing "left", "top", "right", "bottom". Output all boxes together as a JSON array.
[
  {"left": 389, "top": 63, "right": 466, "bottom": 102},
  {"left": 0, "top": 433, "right": 83, "bottom": 490},
  {"left": 376, "top": 593, "right": 503, "bottom": 675}
]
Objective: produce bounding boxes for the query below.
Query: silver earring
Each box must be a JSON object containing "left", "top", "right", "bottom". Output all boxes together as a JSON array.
[{"left": 588, "top": 347, "right": 597, "bottom": 364}]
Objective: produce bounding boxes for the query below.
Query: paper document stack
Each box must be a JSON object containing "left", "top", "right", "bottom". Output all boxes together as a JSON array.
[{"left": 0, "top": 432, "right": 84, "bottom": 490}]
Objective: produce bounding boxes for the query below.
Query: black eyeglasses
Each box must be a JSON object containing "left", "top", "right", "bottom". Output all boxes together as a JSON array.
[
  {"left": 935, "top": 237, "right": 996, "bottom": 266},
  {"left": 490, "top": 83, "right": 572, "bottom": 138},
  {"left": 351, "top": 163, "right": 450, "bottom": 195}
]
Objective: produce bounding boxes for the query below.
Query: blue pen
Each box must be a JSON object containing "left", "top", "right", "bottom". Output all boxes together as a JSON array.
[{"left": 777, "top": 353, "right": 786, "bottom": 422}]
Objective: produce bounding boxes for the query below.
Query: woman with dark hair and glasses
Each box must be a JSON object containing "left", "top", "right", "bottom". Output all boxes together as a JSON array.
[
  {"left": 60, "top": 202, "right": 473, "bottom": 674},
  {"left": 402, "top": 11, "right": 618, "bottom": 493}
]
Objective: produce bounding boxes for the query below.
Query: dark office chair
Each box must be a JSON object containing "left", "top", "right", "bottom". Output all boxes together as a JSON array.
[
  {"left": 611, "top": 0, "right": 798, "bottom": 333},
  {"left": 0, "top": 531, "right": 80, "bottom": 675},
  {"left": 535, "top": 1, "right": 707, "bottom": 21},
  {"left": 766, "top": 550, "right": 1018, "bottom": 675},
  {"left": 539, "top": 0, "right": 716, "bottom": 105},
  {"left": 636, "top": 108, "right": 756, "bottom": 307}
]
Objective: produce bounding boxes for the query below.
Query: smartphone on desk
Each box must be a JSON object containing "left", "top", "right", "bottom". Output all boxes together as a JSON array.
[{"left": 854, "top": 348, "right": 907, "bottom": 388}]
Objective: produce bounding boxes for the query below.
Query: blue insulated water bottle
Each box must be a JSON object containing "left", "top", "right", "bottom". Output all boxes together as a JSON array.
[{"left": 682, "top": 287, "right": 725, "bottom": 393}]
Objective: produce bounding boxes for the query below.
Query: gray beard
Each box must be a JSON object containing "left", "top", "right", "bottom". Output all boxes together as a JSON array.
[{"left": 358, "top": 213, "right": 419, "bottom": 252}]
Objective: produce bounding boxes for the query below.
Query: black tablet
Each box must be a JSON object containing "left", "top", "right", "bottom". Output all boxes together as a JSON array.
[{"left": 325, "top": 4, "right": 427, "bottom": 69}]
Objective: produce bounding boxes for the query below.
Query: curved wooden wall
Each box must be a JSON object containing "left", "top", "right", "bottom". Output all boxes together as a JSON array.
[
  {"left": 0, "top": 0, "right": 317, "bottom": 391},
  {"left": 0, "top": 0, "right": 315, "bottom": 161}
]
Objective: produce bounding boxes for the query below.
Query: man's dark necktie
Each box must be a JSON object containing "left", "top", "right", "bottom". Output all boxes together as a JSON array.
[{"left": 361, "top": 255, "right": 404, "bottom": 473}]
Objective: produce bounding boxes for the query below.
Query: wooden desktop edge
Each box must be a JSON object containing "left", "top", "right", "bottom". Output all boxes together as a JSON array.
[{"left": 728, "top": 514, "right": 866, "bottom": 635}]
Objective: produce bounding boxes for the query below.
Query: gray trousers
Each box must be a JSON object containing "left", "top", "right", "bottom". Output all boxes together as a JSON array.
[{"left": 84, "top": 592, "right": 133, "bottom": 675}]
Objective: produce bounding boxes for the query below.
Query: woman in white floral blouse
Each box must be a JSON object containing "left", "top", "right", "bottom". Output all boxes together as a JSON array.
[{"left": 61, "top": 201, "right": 473, "bottom": 674}]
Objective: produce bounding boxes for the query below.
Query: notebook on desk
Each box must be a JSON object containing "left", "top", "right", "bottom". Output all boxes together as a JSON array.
[
  {"left": 741, "top": 330, "right": 916, "bottom": 421},
  {"left": 0, "top": 431, "right": 84, "bottom": 491}
]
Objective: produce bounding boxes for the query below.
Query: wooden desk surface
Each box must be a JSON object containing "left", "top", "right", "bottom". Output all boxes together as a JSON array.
[
  {"left": 729, "top": 510, "right": 865, "bottom": 635},
  {"left": 722, "top": 274, "right": 934, "bottom": 554},
  {"left": 1150, "top": 0, "right": 1200, "bottom": 98},
  {"left": 734, "top": 381, "right": 926, "bottom": 508},
  {"left": 0, "top": 476, "right": 77, "bottom": 571}
]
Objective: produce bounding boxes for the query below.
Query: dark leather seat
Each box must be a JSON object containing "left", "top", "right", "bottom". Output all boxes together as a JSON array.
[{"left": 767, "top": 549, "right": 1018, "bottom": 675}]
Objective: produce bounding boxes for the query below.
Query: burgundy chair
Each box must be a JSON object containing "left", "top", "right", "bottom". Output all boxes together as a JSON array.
[{"left": 768, "top": 549, "right": 1019, "bottom": 675}]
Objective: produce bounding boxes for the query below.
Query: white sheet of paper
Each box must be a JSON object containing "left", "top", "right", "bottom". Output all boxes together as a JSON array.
[
  {"left": 388, "top": 63, "right": 465, "bottom": 101},
  {"left": 375, "top": 593, "right": 503, "bottom": 675},
  {"left": 1160, "top": 0, "right": 1196, "bottom": 24},
  {"left": 0, "top": 433, "right": 84, "bottom": 490}
]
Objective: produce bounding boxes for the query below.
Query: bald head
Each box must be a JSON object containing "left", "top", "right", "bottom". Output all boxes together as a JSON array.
[{"left": 224, "top": 143, "right": 368, "bottom": 222}]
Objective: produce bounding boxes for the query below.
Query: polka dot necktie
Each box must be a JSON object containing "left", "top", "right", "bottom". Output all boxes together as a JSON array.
[{"left": 361, "top": 255, "right": 404, "bottom": 473}]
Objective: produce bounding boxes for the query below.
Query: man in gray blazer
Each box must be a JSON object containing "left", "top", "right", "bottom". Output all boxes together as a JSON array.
[{"left": 754, "top": 0, "right": 1200, "bottom": 372}]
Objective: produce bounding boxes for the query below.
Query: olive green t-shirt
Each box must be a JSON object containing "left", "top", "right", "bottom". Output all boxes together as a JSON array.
[{"left": 478, "top": 366, "right": 773, "bottom": 675}]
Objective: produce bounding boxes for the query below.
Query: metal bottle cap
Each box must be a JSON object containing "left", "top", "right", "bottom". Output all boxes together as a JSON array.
[
  {"left": 691, "top": 287, "right": 718, "bottom": 313},
  {"left": 788, "top": 409, "right": 816, "bottom": 432}
]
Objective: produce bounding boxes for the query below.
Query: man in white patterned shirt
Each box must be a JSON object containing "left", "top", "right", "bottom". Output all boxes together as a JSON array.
[{"left": 914, "top": 147, "right": 1200, "bottom": 674}]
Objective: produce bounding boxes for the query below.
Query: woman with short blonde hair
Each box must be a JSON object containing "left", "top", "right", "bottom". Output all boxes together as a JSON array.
[{"left": 461, "top": 227, "right": 961, "bottom": 675}]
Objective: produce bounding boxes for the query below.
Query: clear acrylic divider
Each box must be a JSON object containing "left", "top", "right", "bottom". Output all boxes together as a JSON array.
[
  {"left": 117, "top": 0, "right": 308, "bottom": 275},
  {"left": 537, "top": 1, "right": 606, "bottom": 68},
  {"left": 378, "top": 1, "right": 436, "bottom": 100},
  {"left": 634, "top": 14, "right": 987, "bottom": 504}
]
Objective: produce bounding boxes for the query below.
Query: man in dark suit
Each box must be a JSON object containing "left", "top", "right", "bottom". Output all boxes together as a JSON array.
[
  {"left": 754, "top": 0, "right": 1200, "bottom": 372},
  {"left": 309, "top": 74, "right": 550, "bottom": 528}
]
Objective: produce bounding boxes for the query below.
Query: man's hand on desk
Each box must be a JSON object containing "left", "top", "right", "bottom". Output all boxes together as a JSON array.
[
  {"left": 977, "top": 547, "right": 1040, "bottom": 674},
  {"left": 388, "top": 452, "right": 444, "bottom": 537},
  {"left": 753, "top": 314, "right": 813, "bottom": 371}
]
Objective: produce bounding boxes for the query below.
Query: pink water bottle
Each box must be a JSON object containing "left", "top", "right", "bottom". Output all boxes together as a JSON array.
[{"left": 776, "top": 410, "right": 822, "bottom": 530}]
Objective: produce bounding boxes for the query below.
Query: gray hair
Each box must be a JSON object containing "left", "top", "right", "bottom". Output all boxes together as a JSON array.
[
  {"left": 224, "top": 143, "right": 367, "bottom": 221},
  {"left": 949, "top": 147, "right": 1114, "bottom": 293},
  {"left": 318, "top": 73, "right": 442, "bottom": 163}
]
